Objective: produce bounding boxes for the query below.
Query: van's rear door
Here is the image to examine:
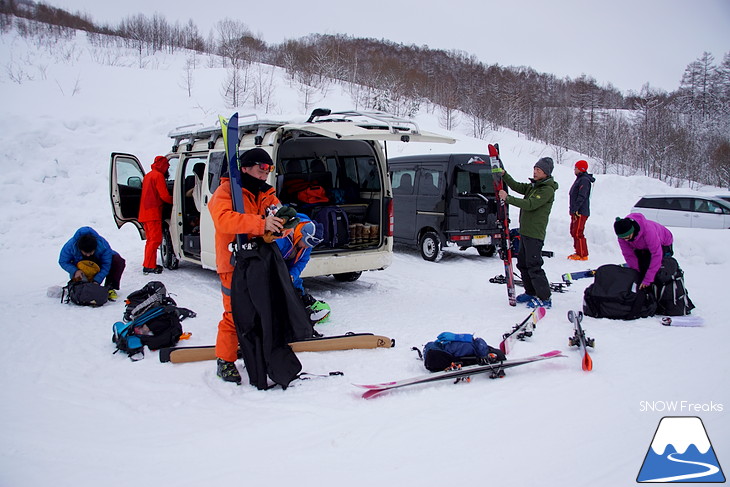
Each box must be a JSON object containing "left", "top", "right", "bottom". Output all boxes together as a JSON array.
[
  {"left": 447, "top": 156, "right": 497, "bottom": 236},
  {"left": 109, "top": 152, "right": 145, "bottom": 238}
]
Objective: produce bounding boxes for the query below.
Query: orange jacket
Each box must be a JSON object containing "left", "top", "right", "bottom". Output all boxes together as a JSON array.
[
  {"left": 139, "top": 157, "right": 173, "bottom": 222},
  {"left": 208, "top": 177, "right": 281, "bottom": 274}
]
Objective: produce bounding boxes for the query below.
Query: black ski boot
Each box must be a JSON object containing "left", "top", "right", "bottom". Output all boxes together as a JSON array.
[
  {"left": 217, "top": 358, "right": 242, "bottom": 385},
  {"left": 143, "top": 265, "right": 163, "bottom": 275}
]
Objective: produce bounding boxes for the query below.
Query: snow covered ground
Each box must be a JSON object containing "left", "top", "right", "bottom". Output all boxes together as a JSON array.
[{"left": 1, "top": 27, "right": 728, "bottom": 487}]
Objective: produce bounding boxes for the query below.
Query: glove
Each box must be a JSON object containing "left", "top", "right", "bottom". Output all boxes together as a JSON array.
[{"left": 275, "top": 206, "right": 299, "bottom": 229}]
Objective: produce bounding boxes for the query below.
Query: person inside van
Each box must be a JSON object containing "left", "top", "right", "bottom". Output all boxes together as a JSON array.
[
  {"left": 59, "top": 226, "right": 126, "bottom": 301},
  {"left": 139, "top": 155, "right": 173, "bottom": 274},
  {"left": 496, "top": 157, "right": 558, "bottom": 309},
  {"left": 186, "top": 163, "right": 205, "bottom": 213},
  {"left": 613, "top": 213, "right": 673, "bottom": 289},
  {"left": 208, "top": 148, "right": 315, "bottom": 387}
]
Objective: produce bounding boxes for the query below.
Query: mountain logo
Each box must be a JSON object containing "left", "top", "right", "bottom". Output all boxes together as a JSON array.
[{"left": 637, "top": 416, "right": 725, "bottom": 483}]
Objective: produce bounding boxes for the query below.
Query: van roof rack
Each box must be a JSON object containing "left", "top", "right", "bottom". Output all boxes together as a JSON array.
[
  {"left": 309, "top": 110, "right": 424, "bottom": 136},
  {"left": 167, "top": 109, "right": 424, "bottom": 152}
]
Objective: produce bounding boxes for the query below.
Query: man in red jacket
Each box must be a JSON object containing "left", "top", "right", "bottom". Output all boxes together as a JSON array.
[{"left": 139, "top": 156, "right": 173, "bottom": 274}]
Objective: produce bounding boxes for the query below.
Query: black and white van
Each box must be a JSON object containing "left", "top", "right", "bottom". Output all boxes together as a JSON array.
[
  {"left": 389, "top": 153, "right": 503, "bottom": 261},
  {"left": 109, "top": 110, "right": 454, "bottom": 281}
]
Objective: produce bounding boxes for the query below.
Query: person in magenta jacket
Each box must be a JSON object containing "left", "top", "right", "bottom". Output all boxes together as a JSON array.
[{"left": 613, "top": 213, "right": 674, "bottom": 288}]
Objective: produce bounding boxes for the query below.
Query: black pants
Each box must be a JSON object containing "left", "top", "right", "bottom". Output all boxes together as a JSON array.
[
  {"left": 516, "top": 235, "right": 551, "bottom": 300},
  {"left": 635, "top": 245, "right": 673, "bottom": 284},
  {"left": 86, "top": 252, "right": 125, "bottom": 290}
]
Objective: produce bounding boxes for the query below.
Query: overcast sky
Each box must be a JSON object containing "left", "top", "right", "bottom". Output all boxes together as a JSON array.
[{"left": 46, "top": 0, "right": 729, "bottom": 93}]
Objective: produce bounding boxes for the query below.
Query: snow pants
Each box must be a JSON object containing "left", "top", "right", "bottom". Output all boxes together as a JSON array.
[
  {"left": 215, "top": 271, "right": 239, "bottom": 363},
  {"left": 142, "top": 221, "right": 162, "bottom": 269},
  {"left": 570, "top": 213, "right": 589, "bottom": 257}
]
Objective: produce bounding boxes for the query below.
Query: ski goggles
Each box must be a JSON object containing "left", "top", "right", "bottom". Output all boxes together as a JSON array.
[{"left": 254, "top": 161, "right": 274, "bottom": 173}]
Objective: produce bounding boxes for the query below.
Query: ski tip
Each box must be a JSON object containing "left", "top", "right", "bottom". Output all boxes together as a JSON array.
[
  {"left": 361, "top": 389, "right": 385, "bottom": 400},
  {"left": 353, "top": 381, "right": 397, "bottom": 390},
  {"left": 499, "top": 341, "right": 508, "bottom": 355},
  {"left": 535, "top": 307, "right": 547, "bottom": 319},
  {"left": 542, "top": 350, "right": 566, "bottom": 358},
  {"left": 487, "top": 144, "right": 499, "bottom": 157},
  {"left": 582, "top": 353, "right": 593, "bottom": 372}
]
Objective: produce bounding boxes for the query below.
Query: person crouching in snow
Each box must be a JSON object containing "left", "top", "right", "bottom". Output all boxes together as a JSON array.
[
  {"left": 613, "top": 213, "right": 673, "bottom": 289},
  {"left": 208, "top": 148, "right": 315, "bottom": 388},
  {"left": 276, "top": 215, "right": 330, "bottom": 325}
]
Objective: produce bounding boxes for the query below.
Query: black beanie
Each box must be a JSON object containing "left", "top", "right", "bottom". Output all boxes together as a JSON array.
[
  {"left": 534, "top": 157, "right": 554, "bottom": 177},
  {"left": 239, "top": 148, "right": 272, "bottom": 168},
  {"left": 614, "top": 217, "right": 635, "bottom": 238}
]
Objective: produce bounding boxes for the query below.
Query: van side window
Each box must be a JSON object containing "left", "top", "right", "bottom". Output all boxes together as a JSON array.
[
  {"left": 392, "top": 170, "right": 415, "bottom": 195},
  {"left": 419, "top": 169, "right": 441, "bottom": 196}
]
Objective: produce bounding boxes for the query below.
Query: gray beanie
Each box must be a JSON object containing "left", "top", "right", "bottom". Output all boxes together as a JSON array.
[{"left": 534, "top": 157, "right": 554, "bottom": 177}]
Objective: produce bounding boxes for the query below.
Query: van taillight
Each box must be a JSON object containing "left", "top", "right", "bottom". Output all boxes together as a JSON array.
[
  {"left": 450, "top": 235, "right": 471, "bottom": 242},
  {"left": 387, "top": 198, "right": 394, "bottom": 236}
]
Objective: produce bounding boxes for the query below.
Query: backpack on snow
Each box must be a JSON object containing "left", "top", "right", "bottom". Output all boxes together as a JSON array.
[
  {"left": 63, "top": 280, "right": 108, "bottom": 307},
  {"left": 113, "top": 281, "right": 196, "bottom": 360},
  {"left": 421, "top": 333, "right": 505, "bottom": 372},
  {"left": 653, "top": 257, "right": 695, "bottom": 316},
  {"left": 583, "top": 264, "right": 657, "bottom": 320},
  {"left": 314, "top": 206, "right": 350, "bottom": 248},
  {"left": 112, "top": 305, "right": 184, "bottom": 361}
]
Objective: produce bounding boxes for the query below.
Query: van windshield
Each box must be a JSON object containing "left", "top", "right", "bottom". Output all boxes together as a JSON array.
[{"left": 455, "top": 164, "right": 494, "bottom": 196}]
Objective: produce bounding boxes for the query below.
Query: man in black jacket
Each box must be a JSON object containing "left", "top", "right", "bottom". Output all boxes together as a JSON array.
[{"left": 568, "top": 160, "right": 595, "bottom": 261}]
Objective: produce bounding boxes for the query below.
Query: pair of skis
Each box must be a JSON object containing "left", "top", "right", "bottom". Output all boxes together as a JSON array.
[
  {"left": 488, "top": 144, "right": 516, "bottom": 306},
  {"left": 567, "top": 310, "right": 594, "bottom": 371},
  {"left": 354, "top": 350, "right": 565, "bottom": 399}
]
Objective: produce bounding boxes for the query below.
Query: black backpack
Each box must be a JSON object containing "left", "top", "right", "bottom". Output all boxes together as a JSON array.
[
  {"left": 113, "top": 305, "right": 183, "bottom": 361},
  {"left": 314, "top": 206, "right": 350, "bottom": 248},
  {"left": 420, "top": 333, "right": 505, "bottom": 372},
  {"left": 123, "top": 281, "right": 176, "bottom": 321},
  {"left": 653, "top": 257, "right": 695, "bottom": 316},
  {"left": 63, "top": 280, "right": 108, "bottom": 307},
  {"left": 583, "top": 264, "right": 657, "bottom": 320}
]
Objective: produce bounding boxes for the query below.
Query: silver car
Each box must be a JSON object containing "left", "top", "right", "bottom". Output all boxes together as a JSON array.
[{"left": 631, "top": 194, "right": 730, "bottom": 229}]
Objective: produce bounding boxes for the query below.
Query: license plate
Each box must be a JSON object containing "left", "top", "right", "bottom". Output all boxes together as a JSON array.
[{"left": 472, "top": 235, "right": 490, "bottom": 245}]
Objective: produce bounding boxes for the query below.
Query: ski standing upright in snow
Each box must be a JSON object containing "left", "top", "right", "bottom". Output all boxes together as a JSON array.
[
  {"left": 488, "top": 143, "right": 516, "bottom": 306},
  {"left": 499, "top": 306, "right": 547, "bottom": 354},
  {"left": 567, "top": 310, "right": 594, "bottom": 371},
  {"left": 219, "top": 113, "right": 244, "bottom": 227},
  {"left": 354, "top": 350, "right": 566, "bottom": 399}
]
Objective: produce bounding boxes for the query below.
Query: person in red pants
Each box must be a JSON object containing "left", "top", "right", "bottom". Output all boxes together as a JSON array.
[
  {"left": 568, "top": 160, "right": 595, "bottom": 261},
  {"left": 139, "top": 155, "right": 173, "bottom": 274}
]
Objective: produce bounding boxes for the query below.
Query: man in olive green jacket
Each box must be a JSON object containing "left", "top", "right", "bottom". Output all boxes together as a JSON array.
[{"left": 497, "top": 157, "right": 558, "bottom": 308}]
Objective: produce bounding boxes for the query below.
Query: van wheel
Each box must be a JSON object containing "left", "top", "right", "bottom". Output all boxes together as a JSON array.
[
  {"left": 333, "top": 271, "right": 362, "bottom": 282},
  {"left": 476, "top": 244, "right": 496, "bottom": 257},
  {"left": 161, "top": 226, "right": 179, "bottom": 270},
  {"left": 420, "top": 232, "right": 442, "bottom": 262}
]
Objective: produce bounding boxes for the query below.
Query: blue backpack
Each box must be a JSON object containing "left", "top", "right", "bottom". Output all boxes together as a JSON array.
[
  {"left": 314, "top": 206, "right": 350, "bottom": 248},
  {"left": 422, "top": 333, "right": 504, "bottom": 372}
]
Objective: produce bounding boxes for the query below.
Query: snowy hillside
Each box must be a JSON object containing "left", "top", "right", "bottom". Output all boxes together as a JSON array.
[{"left": 1, "top": 27, "right": 728, "bottom": 487}]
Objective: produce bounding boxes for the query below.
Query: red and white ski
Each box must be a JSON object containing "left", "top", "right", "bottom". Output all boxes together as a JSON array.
[
  {"left": 354, "top": 350, "right": 565, "bottom": 399},
  {"left": 488, "top": 143, "right": 516, "bottom": 306},
  {"left": 567, "top": 310, "right": 594, "bottom": 371}
]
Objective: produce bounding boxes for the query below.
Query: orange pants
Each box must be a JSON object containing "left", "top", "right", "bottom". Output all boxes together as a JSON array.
[
  {"left": 570, "top": 214, "right": 589, "bottom": 258},
  {"left": 142, "top": 221, "right": 162, "bottom": 269},
  {"left": 216, "top": 272, "right": 239, "bottom": 362}
]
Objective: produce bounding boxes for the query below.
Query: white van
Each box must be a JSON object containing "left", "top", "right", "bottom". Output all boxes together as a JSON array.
[
  {"left": 109, "top": 109, "right": 454, "bottom": 281},
  {"left": 631, "top": 194, "right": 730, "bottom": 229}
]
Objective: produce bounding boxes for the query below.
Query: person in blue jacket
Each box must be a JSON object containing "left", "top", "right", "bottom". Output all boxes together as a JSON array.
[
  {"left": 275, "top": 214, "right": 329, "bottom": 323},
  {"left": 59, "top": 227, "right": 126, "bottom": 300}
]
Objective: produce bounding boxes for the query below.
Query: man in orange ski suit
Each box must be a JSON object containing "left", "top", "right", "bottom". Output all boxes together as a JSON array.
[{"left": 208, "top": 148, "right": 285, "bottom": 383}]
